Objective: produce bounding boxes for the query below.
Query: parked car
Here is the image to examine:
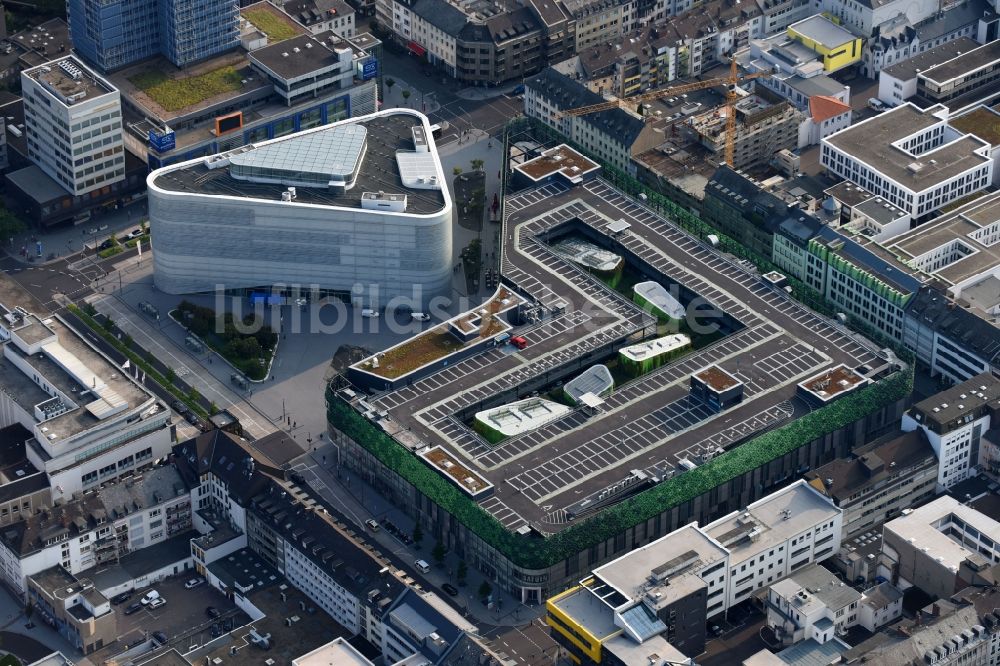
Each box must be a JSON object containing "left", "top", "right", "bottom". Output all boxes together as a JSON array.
[
  {"left": 206, "top": 606, "right": 221, "bottom": 619},
  {"left": 124, "top": 602, "right": 143, "bottom": 615},
  {"left": 140, "top": 590, "right": 161, "bottom": 605},
  {"left": 128, "top": 228, "right": 144, "bottom": 239},
  {"left": 152, "top": 631, "right": 168, "bottom": 644},
  {"left": 184, "top": 577, "right": 205, "bottom": 589},
  {"left": 99, "top": 240, "right": 115, "bottom": 251},
  {"left": 148, "top": 597, "right": 166, "bottom": 609},
  {"left": 171, "top": 401, "right": 190, "bottom": 416},
  {"left": 365, "top": 519, "right": 380, "bottom": 531},
  {"left": 411, "top": 312, "right": 431, "bottom": 322},
  {"left": 510, "top": 335, "right": 528, "bottom": 350},
  {"left": 442, "top": 583, "right": 459, "bottom": 597},
  {"left": 211, "top": 624, "right": 222, "bottom": 638},
  {"left": 111, "top": 591, "right": 132, "bottom": 605},
  {"left": 512, "top": 84, "right": 525, "bottom": 95}
]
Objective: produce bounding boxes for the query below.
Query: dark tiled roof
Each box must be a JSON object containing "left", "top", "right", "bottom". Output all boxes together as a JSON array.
[
  {"left": 526, "top": 67, "right": 646, "bottom": 146},
  {"left": 407, "top": 0, "right": 469, "bottom": 35},
  {"left": 172, "top": 431, "right": 273, "bottom": 506},
  {"left": 905, "top": 287, "right": 1000, "bottom": 365},
  {"left": 250, "top": 478, "right": 407, "bottom": 601},
  {"left": 804, "top": 429, "right": 934, "bottom": 502}
]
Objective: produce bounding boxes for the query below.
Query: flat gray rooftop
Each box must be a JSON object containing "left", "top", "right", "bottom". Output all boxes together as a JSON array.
[
  {"left": 883, "top": 37, "right": 980, "bottom": 81},
  {"left": 153, "top": 113, "right": 446, "bottom": 215},
  {"left": 920, "top": 39, "right": 1000, "bottom": 85},
  {"left": 824, "top": 104, "right": 990, "bottom": 191},
  {"left": 25, "top": 56, "right": 114, "bottom": 104},
  {"left": 0, "top": 316, "right": 152, "bottom": 443},
  {"left": 788, "top": 15, "right": 856, "bottom": 48},
  {"left": 549, "top": 587, "right": 619, "bottom": 638}
]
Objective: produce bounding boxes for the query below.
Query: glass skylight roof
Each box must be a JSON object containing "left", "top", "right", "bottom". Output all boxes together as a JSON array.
[{"left": 230, "top": 124, "right": 368, "bottom": 185}]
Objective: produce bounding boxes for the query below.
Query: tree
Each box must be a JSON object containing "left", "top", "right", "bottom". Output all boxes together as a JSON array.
[
  {"left": 102, "top": 315, "right": 115, "bottom": 332},
  {"left": 122, "top": 333, "right": 133, "bottom": 349},
  {"left": 453, "top": 166, "right": 463, "bottom": 176},
  {"left": 412, "top": 523, "right": 423, "bottom": 547},
  {"left": 0, "top": 203, "right": 25, "bottom": 240},
  {"left": 477, "top": 581, "right": 492, "bottom": 599},
  {"left": 209, "top": 401, "right": 219, "bottom": 415},
  {"left": 457, "top": 560, "right": 467, "bottom": 586},
  {"left": 432, "top": 540, "right": 446, "bottom": 565},
  {"left": 470, "top": 158, "right": 484, "bottom": 172},
  {"left": 165, "top": 367, "right": 177, "bottom": 384},
  {"left": 401, "top": 89, "right": 411, "bottom": 106},
  {"left": 188, "top": 387, "right": 200, "bottom": 403},
  {"left": 385, "top": 78, "right": 395, "bottom": 97}
]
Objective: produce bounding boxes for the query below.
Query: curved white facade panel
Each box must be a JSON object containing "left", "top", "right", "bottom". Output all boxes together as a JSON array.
[{"left": 148, "top": 110, "right": 453, "bottom": 305}]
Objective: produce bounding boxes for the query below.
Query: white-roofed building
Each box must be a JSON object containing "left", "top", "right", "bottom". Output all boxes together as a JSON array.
[{"left": 148, "top": 109, "right": 452, "bottom": 304}]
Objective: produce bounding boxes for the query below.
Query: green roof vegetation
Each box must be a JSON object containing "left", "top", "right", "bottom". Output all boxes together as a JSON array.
[
  {"left": 243, "top": 6, "right": 300, "bottom": 41},
  {"left": 129, "top": 66, "right": 243, "bottom": 112},
  {"left": 327, "top": 363, "right": 911, "bottom": 569}
]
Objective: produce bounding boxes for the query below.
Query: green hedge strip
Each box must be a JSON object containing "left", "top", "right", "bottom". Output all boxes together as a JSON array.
[{"left": 327, "top": 363, "right": 911, "bottom": 569}]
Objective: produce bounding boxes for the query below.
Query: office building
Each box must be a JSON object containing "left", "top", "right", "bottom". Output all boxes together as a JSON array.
[
  {"left": 546, "top": 481, "right": 842, "bottom": 664},
  {"left": 765, "top": 563, "right": 861, "bottom": 646},
  {"left": 805, "top": 429, "right": 938, "bottom": 539},
  {"left": 878, "top": 37, "right": 981, "bottom": 107},
  {"left": 524, "top": 67, "right": 665, "bottom": 174},
  {"left": 821, "top": 103, "right": 993, "bottom": 220},
  {"left": 148, "top": 109, "right": 452, "bottom": 302},
  {"left": 881, "top": 495, "right": 1000, "bottom": 599},
  {"left": 805, "top": 225, "right": 924, "bottom": 342},
  {"left": 0, "top": 305, "right": 173, "bottom": 498},
  {"left": 20, "top": 56, "right": 124, "bottom": 197},
  {"left": 0, "top": 464, "right": 190, "bottom": 599},
  {"left": 901, "top": 372, "right": 999, "bottom": 490},
  {"left": 68, "top": 0, "right": 238, "bottom": 72}
]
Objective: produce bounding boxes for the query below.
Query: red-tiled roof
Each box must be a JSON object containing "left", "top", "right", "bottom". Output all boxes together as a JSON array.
[{"left": 810, "top": 95, "right": 851, "bottom": 123}]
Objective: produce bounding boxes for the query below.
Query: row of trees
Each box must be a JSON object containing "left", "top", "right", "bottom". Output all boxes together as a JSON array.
[{"left": 411, "top": 523, "right": 492, "bottom": 599}]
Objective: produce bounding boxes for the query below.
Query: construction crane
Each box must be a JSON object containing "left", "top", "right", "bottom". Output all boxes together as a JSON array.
[{"left": 556, "top": 59, "right": 773, "bottom": 167}]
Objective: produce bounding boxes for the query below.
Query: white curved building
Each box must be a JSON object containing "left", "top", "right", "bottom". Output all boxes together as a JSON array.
[{"left": 148, "top": 109, "right": 453, "bottom": 304}]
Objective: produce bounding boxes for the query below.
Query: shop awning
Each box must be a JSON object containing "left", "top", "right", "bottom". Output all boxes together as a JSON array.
[{"left": 407, "top": 41, "right": 426, "bottom": 56}]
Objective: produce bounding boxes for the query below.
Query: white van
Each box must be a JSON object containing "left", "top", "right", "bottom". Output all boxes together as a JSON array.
[
  {"left": 411, "top": 312, "right": 431, "bottom": 322},
  {"left": 361, "top": 308, "right": 379, "bottom": 318},
  {"left": 867, "top": 97, "right": 886, "bottom": 111},
  {"left": 414, "top": 559, "right": 431, "bottom": 573},
  {"left": 140, "top": 590, "right": 161, "bottom": 605}
]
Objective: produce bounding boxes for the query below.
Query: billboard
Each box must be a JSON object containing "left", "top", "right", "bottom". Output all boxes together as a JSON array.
[
  {"left": 215, "top": 112, "right": 243, "bottom": 136},
  {"left": 359, "top": 57, "right": 378, "bottom": 81},
  {"left": 148, "top": 129, "right": 176, "bottom": 153}
]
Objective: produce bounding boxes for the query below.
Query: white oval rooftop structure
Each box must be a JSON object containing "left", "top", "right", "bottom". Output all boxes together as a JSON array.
[
  {"left": 564, "top": 364, "right": 614, "bottom": 404},
  {"left": 619, "top": 333, "right": 692, "bottom": 362},
  {"left": 634, "top": 281, "right": 686, "bottom": 320},
  {"left": 474, "top": 398, "right": 572, "bottom": 439}
]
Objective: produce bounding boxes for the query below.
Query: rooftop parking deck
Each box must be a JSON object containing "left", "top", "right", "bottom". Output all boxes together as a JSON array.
[{"left": 341, "top": 177, "right": 889, "bottom": 533}]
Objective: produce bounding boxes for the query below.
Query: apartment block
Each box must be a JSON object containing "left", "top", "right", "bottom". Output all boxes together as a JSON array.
[
  {"left": 27, "top": 567, "right": 115, "bottom": 655},
  {"left": 805, "top": 429, "right": 938, "bottom": 539},
  {"left": 821, "top": 103, "right": 993, "bottom": 220},
  {"left": 765, "top": 563, "right": 861, "bottom": 646},
  {"left": 691, "top": 92, "right": 802, "bottom": 169},
  {"left": 20, "top": 56, "right": 124, "bottom": 197},
  {"left": 901, "top": 372, "right": 999, "bottom": 490},
  {"left": 524, "top": 66, "right": 665, "bottom": 174},
  {"left": 882, "top": 495, "right": 1000, "bottom": 599},
  {"left": 0, "top": 464, "right": 190, "bottom": 599},
  {"left": 546, "top": 481, "right": 841, "bottom": 664}
]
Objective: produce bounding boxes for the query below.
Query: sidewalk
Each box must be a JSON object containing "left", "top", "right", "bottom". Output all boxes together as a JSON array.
[
  {"left": 381, "top": 77, "right": 442, "bottom": 114},
  {"left": 84, "top": 277, "right": 279, "bottom": 440},
  {"left": 454, "top": 83, "right": 519, "bottom": 101},
  {"left": 292, "top": 442, "right": 544, "bottom": 629},
  {"left": 5, "top": 199, "right": 146, "bottom": 267}
]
